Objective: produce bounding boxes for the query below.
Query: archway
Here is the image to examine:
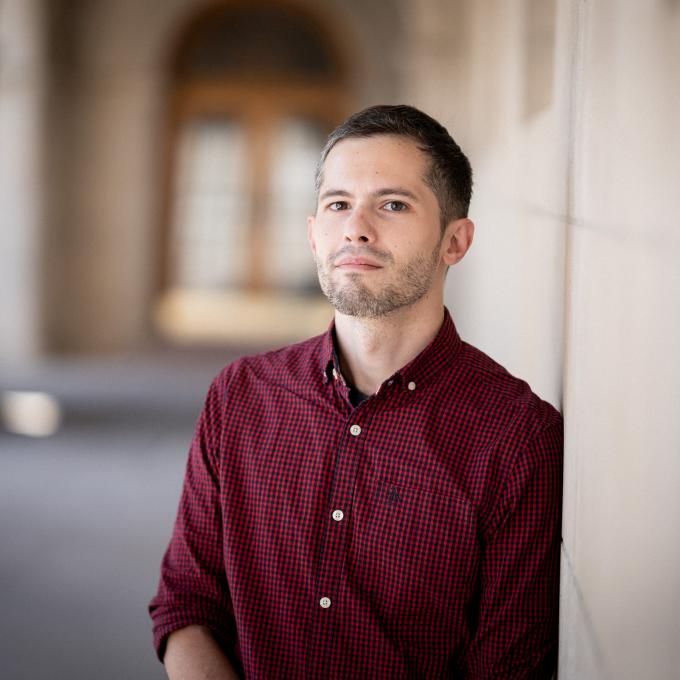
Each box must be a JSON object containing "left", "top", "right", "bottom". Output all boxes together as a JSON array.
[{"left": 154, "top": 2, "right": 353, "bottom": 345}]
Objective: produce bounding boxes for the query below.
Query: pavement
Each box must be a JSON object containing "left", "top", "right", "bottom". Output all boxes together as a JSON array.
[{"left": 0, "top": 349, "right": 242, "bottom": 680}]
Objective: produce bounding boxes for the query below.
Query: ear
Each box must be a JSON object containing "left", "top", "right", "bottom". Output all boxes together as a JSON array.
[
  {"left": 307, "top": 214, "right": 317, "bottom": 254},
  {"left": 441, "top": 218, "right": 474, "bottom": 266}
]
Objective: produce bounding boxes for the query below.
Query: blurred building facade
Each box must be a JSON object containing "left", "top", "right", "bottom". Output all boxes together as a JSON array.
[{"left": 1, "top": 0, "right": 679, "bottom": 678}]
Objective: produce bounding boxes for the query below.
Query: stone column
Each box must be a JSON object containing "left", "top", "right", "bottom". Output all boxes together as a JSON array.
[{"left": 0, "top": 0, "right": 47, "bottom": 359}]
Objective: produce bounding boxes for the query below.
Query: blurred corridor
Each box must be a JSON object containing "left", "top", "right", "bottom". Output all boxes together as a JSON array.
[{"left": 0, "top": 351, "right": 237, "bottom": 678}]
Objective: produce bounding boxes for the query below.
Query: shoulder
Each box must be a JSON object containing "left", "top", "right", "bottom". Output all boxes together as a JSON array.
[
  {"left": 209, "top": 331, "right": 328, "bottom": 397},
  {"left": 443, "top": 340, "right": 562, "bottom": 454},
  {"left": 449, "top": 342, "right": 562, "bottom": 533}
]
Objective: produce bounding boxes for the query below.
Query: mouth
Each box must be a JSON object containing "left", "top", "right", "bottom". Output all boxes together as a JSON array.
[{"left": 334, "top": 258, "right": 383, "bottom": 271}]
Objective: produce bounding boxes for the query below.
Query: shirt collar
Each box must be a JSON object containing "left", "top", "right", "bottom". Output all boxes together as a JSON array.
[
  {"left": 320, "top": 322, "right": 338, "bottom": 384},
  {"left": 320, "top": 307, "right": 463, "bottom": 390},
  {"left": 321, "top": 327, "right": 347, "bottom": 386}
]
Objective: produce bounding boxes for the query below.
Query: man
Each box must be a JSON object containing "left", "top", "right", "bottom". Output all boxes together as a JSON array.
[{"left": 149, "top": 105, "right": 563, "bottom": 679}]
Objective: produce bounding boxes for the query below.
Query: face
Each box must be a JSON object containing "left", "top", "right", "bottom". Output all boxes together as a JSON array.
[{"left": 307, "top": 134, "right": 449, "bottom": 319}]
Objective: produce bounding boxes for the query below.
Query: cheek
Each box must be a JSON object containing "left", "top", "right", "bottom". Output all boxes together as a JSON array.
[{"left": 315, "top": 234, "right": 329, "bottom": 251}]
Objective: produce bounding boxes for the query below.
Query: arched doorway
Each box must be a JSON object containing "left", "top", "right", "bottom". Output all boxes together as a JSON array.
[{"left": 154, "top": 2, "right": 353, "bottom": 345}]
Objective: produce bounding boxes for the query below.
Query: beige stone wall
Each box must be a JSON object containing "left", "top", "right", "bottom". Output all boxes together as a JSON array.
[
  {"left": 404, "top": 0, "right": 680, "bottom": 677},
  {"left": 559, "top": 1, "right": 680, "bottom": 678}
]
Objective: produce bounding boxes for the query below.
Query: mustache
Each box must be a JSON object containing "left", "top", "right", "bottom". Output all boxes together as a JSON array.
[{"left": 328, "top": 245, "right": 394, "bottom": 266}]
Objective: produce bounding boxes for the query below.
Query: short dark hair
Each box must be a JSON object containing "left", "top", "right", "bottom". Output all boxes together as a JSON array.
[{"left": 315, "top": 104, "right": 473, "bottom": 228}]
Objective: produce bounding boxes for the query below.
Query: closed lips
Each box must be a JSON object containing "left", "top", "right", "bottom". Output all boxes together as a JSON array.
[{"left": 334, "top": 258, "right": 382, "bottom": 268}]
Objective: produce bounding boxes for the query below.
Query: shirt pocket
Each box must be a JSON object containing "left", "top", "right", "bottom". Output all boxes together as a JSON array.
[{"left": 347, "top": 475, "right": 479, "bottom": 625}]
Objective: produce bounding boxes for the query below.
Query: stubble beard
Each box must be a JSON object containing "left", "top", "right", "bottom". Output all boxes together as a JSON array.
[{"left": 315, "top": 241, "right": 442, "bottom": 318}]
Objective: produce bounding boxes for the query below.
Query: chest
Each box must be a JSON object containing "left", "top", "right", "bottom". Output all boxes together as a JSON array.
[{"left": 219, "top": 396, "right": 485, "bottom": 627}]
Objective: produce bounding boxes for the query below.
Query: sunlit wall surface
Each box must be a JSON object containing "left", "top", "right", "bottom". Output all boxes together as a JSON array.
[
  {"left": 402, "top": 1, "right": 680, "bottom": 678},
  {"left": 558, "top": 2, "right": 680, "bottom": 678}
]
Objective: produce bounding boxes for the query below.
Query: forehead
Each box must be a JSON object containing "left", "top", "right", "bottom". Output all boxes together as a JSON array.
[{"left": 319, "top": 134, "right": 431, "bottom": 191}]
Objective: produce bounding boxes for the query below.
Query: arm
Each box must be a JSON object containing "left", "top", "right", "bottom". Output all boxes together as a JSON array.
[
  {"left": 462, "top": 421, "right": 564, "bottom": 679},
  {"left": 149, "top": 377, "right": 240, "bottom": 672},
  {"left": 164, "top": 625, "right": 239, "bottom": 680}
]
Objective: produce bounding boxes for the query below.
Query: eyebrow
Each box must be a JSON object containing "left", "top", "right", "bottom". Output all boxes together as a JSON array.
[{"left": 319, "top": 187, "right": 420, "bottom": 202}]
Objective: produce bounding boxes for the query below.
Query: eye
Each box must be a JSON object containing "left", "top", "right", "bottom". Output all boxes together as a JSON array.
[
  {"left": 328, "top": 201, "right": 349, "bottom": 211},
  {"left": 383, "top": 200, "right": 408, "bottom": 212}
]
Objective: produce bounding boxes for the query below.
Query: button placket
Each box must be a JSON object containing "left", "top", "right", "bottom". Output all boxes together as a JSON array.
[{"left": 312, "top": 411, "right": 367, "bottom": 664}]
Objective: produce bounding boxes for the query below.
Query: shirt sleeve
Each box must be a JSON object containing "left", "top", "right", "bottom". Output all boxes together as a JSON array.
[
  {"left": 461, "top": 419, "right": 563, "bottom": 680},
  {"left": 148, "top": 376, "right": 236, "bottom": 662}
]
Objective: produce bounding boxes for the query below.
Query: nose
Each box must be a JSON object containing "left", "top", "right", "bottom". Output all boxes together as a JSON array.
[{"left": 342, "top": 208, "right": 375, "bottom": 243}]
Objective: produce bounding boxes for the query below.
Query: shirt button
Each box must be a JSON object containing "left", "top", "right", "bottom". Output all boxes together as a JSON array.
[
  {"left": 319, "top": 597, "right": 331, "bottom": 609},
  {"left": 350, "top": 424, "right": 362, "bottom": 436},
  {"left": 408, "top": 381, "right": 416, "bottom": 391},
  {"left": 332, "top": 509, "right": 344, "bottom": 521},
  {"left": 332, "top": 368, "right": 338, "bottom": 380}
]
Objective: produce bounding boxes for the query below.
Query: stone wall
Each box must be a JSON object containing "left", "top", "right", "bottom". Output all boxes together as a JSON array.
[{"left": 402, "top": 1, "right": 680, "bottom": 677}]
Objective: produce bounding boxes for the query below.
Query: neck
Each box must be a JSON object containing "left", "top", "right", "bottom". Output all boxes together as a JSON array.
[{"left": 333, "top": 293, "right": 446, "bottom": 396}]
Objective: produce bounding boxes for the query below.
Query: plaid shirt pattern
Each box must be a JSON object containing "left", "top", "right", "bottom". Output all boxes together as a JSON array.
[{"left": 149, "top": 309, "right": 563, "bottom": 679}]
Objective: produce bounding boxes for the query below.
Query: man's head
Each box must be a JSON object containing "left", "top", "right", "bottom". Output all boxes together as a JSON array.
[
  {"left": 315, "top": 104, "right": 473, "bottom": 230},
  {"left": 308, "top": 105, "right": 475, "bottom": 319}
]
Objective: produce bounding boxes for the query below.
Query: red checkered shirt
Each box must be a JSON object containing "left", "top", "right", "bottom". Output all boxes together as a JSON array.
[{"left": 149, "top": 309, "right": 563, "bottom": 679}]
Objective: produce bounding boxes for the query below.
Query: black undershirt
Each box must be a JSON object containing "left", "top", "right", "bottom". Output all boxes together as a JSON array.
[
  {"left": 332, "top": 328, "right": 370, "bottom": 408},
  {"left": 348, "top": 386, "right": 370, "bottom": 407}
]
